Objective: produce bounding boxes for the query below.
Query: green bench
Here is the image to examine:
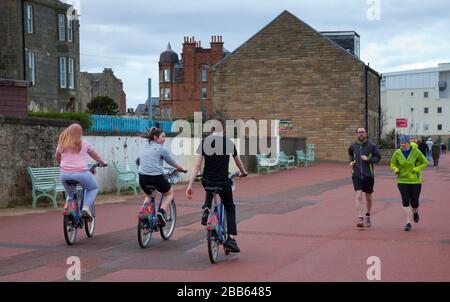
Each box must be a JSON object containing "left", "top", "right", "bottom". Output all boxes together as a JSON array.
[
  {"left": 27, "top": 166, "right": 81, "bottom": 208},
  {"left": 112, "top": 161, "right": 139, "bottom": 195},
  {"left": 256, "top": 154, "right": 278, "bottom": 174},
  {"left": 278, "top": 151, "right": 296, "bottom": 169}
]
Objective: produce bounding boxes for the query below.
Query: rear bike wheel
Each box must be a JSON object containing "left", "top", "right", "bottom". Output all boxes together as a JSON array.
[
  {"left": 84, "top": 203, "right": 95, "bottom": 238},
  {"left": 137, "top": 219, "right": 153, "bottom": 248},
  {"left": 63, "top": 215, "right": 77, "bottom": 245},
  {"left": 160, "top": 200, "right": 176, "bottom": 240},
  {"left": 207, "top": 229, "right": 219, "bottom": 264}
]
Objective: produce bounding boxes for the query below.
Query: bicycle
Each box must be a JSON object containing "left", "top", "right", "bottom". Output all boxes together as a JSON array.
[
  {"left": 137, "top": 167, "right": 186, "bottom": 248},
  {"left": 63, "top": 163, "right": 107, "bottom": 246},
  {"left": 205, "top": 171, "right": 246, "bottom": 264}
]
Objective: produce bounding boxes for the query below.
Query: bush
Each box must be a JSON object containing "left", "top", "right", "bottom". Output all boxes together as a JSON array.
[
  {"left": 87, "top": 96, "right": 119, "bottom": 115},
  {"left": 28, "top": 112, "right": 92, "bottom": 129}
]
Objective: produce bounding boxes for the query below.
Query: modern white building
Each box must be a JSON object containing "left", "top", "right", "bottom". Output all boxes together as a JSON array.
[{"left": 381, "top": 63, "right": 450, "bottom": 145}]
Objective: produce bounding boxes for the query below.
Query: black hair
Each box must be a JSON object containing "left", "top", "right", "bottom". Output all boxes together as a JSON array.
[{"left": 145, "top": 127, "right": 163, "bottom": 142}]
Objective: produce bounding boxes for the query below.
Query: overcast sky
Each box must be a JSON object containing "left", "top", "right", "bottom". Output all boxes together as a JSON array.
[{"left": 69, "top": 0, "right": 450, "bottom": 110}]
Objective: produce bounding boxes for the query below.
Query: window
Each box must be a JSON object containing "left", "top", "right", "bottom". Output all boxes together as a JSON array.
[
  {"left": 423, "top": 124, "right": 429, "bottom": 131},
  {"left": 424, "top": 107, "right": 428, "bottom": 114},
  {"left": 201, "top": 68, "right": 207, "bottom": 82},
  {"left": 410, "top": 108, "right": 414, "bottom": 112},
  {"left": 164, "top": 88, "right": 171, "bottom": 100},
  {"left": 27, "top": 5, "right": 33, "bottom": 34},
  {"left": 28, "top": 52, "right": 35, "bottom": 85},
  {"left": 437, "top": 107, "right": 442, "bottom": 114},
  {"left": 437, "top": 124, "right": 442, "bottom": 131},
  {"left": 67, "top": 18, "right": 73, "bottom": 42},
  {"left": 424, "top": 91, "right": 429, "bottom": 98},
  {"left": 201, "top": 87, "right": 207, "bottom": 99},
  {"left": 410, "top": 92, "right": 414, "bottom": 96},
  {"left": 68, "top": 58, "right": 74, "bottom": 89},
  {"left": 58, "top": 14, "right": 66, "bottom": 41},
  {"left": 59, "top": 57, "right": 66, "bottom": 88},
  {"left": 164, "top": 68, "right": 171, "bottom": 82}
]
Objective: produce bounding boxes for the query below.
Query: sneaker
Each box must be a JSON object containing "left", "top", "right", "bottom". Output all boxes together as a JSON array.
[
  {"left": 356, "top": 217, "right": 365, "bottom": 228},
  {"left": 201, "top": 208, "right": 210, "bottom": 226},
  {"left": 82, "top": 205, "right": 94, "bottom": 222},
  {"left": 225, "top": 238, "right": 240, "bottom": 253},
  {"left": 413, "top": 211, "right": 420, "bottom": 223},
  {"left": 404, "top": 223, "right": 412, "bottom": 231},
  {"left": 365, "top": 215, "right": 371, "bottom": 227},
  {"left": 157, "top": 209, "right": 167, "bottom": 227}
]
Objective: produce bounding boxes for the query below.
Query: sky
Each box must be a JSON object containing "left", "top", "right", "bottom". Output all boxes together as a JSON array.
[{"left": 67, "top": 0, "right": 450, "bottom": 110}]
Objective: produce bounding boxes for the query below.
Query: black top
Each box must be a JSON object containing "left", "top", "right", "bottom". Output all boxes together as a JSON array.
[
  {"left": 196, "top": 135, "right": 238, "bottom": 183},
  {"left": 348, "top": 140, "right": 381, "bottom": 179}
]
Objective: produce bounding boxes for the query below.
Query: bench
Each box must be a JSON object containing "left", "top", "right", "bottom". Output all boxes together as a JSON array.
[
  {"left": 256, "top": 154, "right": 278, "bottom": 174},
  {"left": 296, "top": 150, "right": 310, "bottom": 167},
  {"left": 27, "top": 166, "right": 81, "bottom": 208},
  {"left": 278, "top": 151, "right": 296, "bottom": 169},
  {"left": 112, "top": 161, "right": 139, "bottom": 195}
]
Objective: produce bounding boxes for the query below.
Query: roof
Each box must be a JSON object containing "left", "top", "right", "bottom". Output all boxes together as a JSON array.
[
  {"left": 382, "top": 63, "right": 450, "bottom": 77},
  {"left": 212, "top": 10, "right": 379, "bottom": 77},
  {"left": 160, "top": 43, "right": 179, "bottom": 64}
]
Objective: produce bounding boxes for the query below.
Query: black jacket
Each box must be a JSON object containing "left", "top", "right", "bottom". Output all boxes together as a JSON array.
[{"left": 348, "top": 140, "right": 381, "bottom": 179}]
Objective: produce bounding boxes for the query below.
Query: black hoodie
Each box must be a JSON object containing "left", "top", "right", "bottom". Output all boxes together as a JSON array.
[{"left": 348, "top": 140, "right": 381, "bottom": 179}]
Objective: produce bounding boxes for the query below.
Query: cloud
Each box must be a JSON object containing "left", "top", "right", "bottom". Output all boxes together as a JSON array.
[{"left": 78, "top": 0, "right": 450, "bottom": 110}]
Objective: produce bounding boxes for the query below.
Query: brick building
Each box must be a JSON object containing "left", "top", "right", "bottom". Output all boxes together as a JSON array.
[
  {"left": 212, "top": 11, "right": 381, "bottom": 162},
  {"left": 0, "top": 0, "right": 80, "bottom": 112},
  {"left": 158, "top": 38, "right": 230, "bottom": 119},
  {"left": 79, "top": 68, "right": 126, "bottom": 113}
]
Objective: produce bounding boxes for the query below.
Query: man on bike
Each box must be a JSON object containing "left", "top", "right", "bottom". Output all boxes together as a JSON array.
[
  {"left": 348, "top": 127, "right": 381, "bottom": 228},
  {"left": 186, "top": 118, "right": 248, "bottom": 253}
]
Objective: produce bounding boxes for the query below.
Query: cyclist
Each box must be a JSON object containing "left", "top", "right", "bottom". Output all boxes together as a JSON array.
[
  {"left": 348, "top": 127, "right": 381, "bottom": 228},
  {"left": 136, "top": 127, "right": 187, "bottom": 226},
  {"left": 185, "top": 118, "right": 248, "bottom": 253},
  {"left": 55, "top": 123, "right": 107, "bottom": 221}
]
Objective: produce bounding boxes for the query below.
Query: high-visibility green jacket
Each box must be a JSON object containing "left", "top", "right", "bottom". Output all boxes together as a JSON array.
[{"left": 390, "top": 145, "right": 428, "bottom": 184}]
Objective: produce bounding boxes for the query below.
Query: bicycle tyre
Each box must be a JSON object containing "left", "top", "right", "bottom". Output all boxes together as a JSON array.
[
  {"left": 160, "top": 200, "right": 176, "bottom": 240},
  {"left": 63, "top": 215, "right": 77, "bottom": 245},
  {"left": 84, "top": 204, "right": 95, "bottom": 238},
  {"left": 138, "top": 219, "right": 153, "bottom": 248},
  {"left": 207, "top": 229, "right": 219, "bottom": 264}
]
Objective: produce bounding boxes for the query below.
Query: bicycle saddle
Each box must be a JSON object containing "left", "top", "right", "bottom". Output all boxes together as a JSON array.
[
  {"left": 145, "top": 185, "right": 157, "bottom": 192},
  {"left": 204, "top": 187, "right": 223, "bottom": 193},
  {"left": 66, "top": 180, "right": 79, "bottom": 186}
]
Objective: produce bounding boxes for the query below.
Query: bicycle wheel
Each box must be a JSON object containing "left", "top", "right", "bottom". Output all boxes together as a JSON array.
[
  {"left": 63, "top": 215, "right": 77, "bottom": 245},
  {"left": 207, "top": 229, "right": 219, "bottom": 264},
  {"left": 84, "top": 203, "right": 95, "bottom": 238},
  {"left": 137, "top": 219, "right": 153, "bottom": 248},
  {"left": 160, "top": 200, "right": 176, "bottom": 240},
  {"left": 222, "top": 210, "right": 230, "bottom": 255}
]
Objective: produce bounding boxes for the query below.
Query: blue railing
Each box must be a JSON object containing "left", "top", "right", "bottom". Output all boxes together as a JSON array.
[{"left": 89, "top": 115, "right": 174, "bottom": 133}]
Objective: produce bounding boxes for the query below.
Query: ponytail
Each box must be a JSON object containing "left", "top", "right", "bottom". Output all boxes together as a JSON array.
[{"left": 144, "top": 127, "right": 163, "bottom": 142}]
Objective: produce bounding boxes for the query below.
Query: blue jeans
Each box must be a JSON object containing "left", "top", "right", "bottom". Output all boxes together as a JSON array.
[{"left": 61, "top": 172, "right": 99, "bottom": 207}]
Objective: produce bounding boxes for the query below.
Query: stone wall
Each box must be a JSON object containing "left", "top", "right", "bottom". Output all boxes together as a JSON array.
[{"left": 0, "top": 116, "right": 72, "bottom": 208}]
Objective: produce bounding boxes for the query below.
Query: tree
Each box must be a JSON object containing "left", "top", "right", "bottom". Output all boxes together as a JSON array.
[{"left": 87, "top": 96, "right": 119, "bottom": 115}]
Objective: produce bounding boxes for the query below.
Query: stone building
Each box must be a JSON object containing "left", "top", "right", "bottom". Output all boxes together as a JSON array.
[
  {"left": 158, "top": 38, "right": 230, "bottom": 119},
  {"left": 0, "top": 0, "right": 80, "bottom": 112},
  {"left": 212, "top": 11, "right": 381, "bottom": 162},
  {"left": 79, "top": 68, "right": 126, "bottom": 113}
]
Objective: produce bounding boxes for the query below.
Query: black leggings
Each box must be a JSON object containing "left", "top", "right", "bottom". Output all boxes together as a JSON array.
[
  {"left": 202, "top": 179, "right": 237, "bottom": 236},
  {"left": 397, "top": 184, "right": 422, "bottom": 208}
]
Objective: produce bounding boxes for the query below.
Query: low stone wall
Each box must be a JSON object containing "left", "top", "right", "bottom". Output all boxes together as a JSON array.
[
  {"left": 0, "top": 116, "right": 73, "bottom": 208},
  {"left": 379, "top": 149, "right": 395, "bottom": 165}
]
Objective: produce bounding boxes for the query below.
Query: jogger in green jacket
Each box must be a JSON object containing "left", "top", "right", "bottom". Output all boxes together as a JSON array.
[{"left": 390, "top": 135, "right": 428, "bottom": 231}]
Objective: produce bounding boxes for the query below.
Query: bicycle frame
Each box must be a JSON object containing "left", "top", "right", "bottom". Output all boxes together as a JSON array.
[
  {"left": 66, "top": 187, "right": 86, "bottom": 227},
  {"left": 141, "top": 189, "right": 164, "bottom": 230},
  {"left": 208, "top": 193, "right": 227, "bottom": 244}
]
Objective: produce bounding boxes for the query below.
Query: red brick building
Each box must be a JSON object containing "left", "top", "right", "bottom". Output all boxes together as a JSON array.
[{"left": 158, "top": 36, "right": 229, "bottom": 119}]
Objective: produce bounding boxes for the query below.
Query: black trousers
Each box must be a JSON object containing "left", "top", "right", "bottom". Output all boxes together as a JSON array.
[
  {"left": 397, "top": 184, "right": 422, "bottom": 208},
  {"left": 202, "top": 179, "right": 237, "bottom": 236}
]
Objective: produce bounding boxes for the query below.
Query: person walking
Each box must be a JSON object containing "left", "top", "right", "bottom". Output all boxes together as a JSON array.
[
  {"left": 432, "top": 142, "right": 441, "bottom": 166},
  {"left": 390, "top": 135, "right": 428, "bottom": 231}
]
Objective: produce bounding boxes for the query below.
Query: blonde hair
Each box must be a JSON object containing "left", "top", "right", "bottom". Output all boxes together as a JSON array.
[{"left": 58, "top": 123, "right": 83, "bottom": 153}]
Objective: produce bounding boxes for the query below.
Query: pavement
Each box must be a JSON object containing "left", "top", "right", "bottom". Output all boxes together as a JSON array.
[{"left": 1, "top": 154, "right": 449, "bottom": 282}]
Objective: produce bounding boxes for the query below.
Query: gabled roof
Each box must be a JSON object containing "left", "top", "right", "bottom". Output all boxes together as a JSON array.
[{"left": 212, "top": 10, "right": 379, "bottom": 76}]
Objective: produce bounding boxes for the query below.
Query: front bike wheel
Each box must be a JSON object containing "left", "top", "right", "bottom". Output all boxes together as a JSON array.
[
  {"left": 84, "top": 204, "right": 95, "bottom": 238},
  {"left": 207, "top": 229, "right": 219, "bottom": 264},
  {"left": 63, "top": 215, "right": 77, "bottom": 245},
  {"left": 138, "top": 219, "right": 153, "bottom": 248},
  {"left": 160, "top": 200, "right": 176, "bottom": 240}
]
